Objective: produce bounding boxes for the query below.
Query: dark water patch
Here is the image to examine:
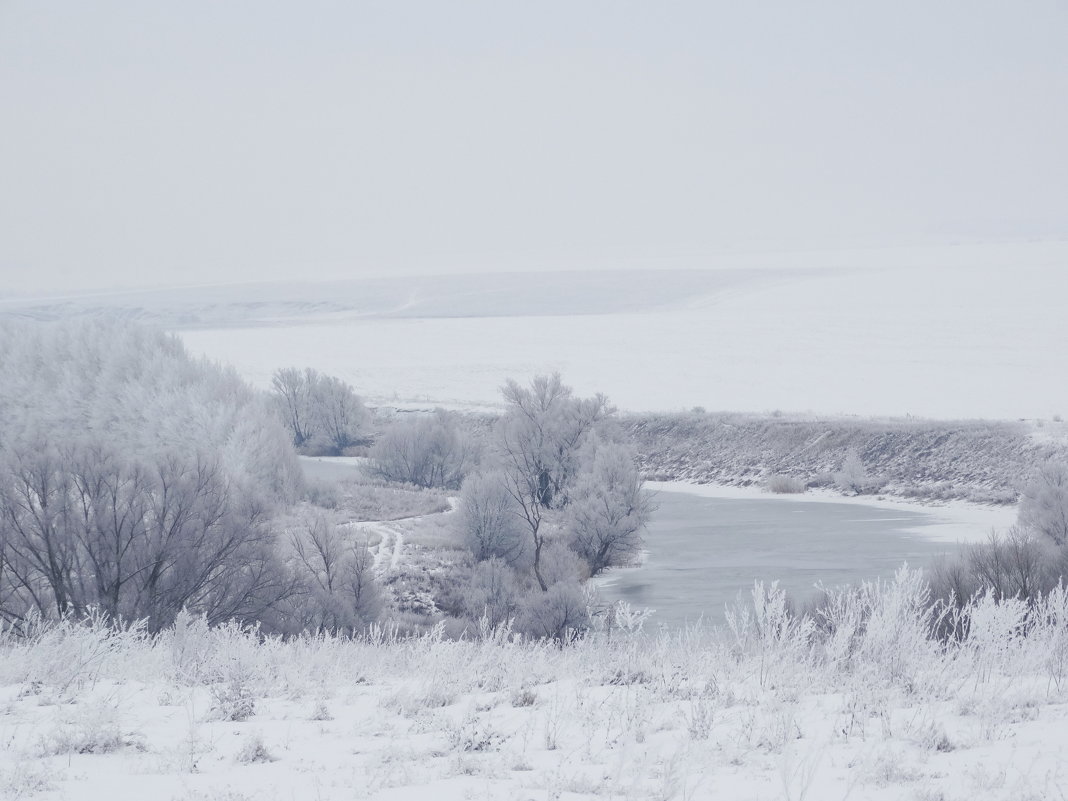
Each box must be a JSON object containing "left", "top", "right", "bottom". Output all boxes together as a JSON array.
[{"left": 601, "top": 489, "right": 953, "bottom": 628}]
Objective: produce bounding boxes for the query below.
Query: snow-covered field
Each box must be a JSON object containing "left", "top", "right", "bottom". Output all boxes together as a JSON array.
[
  {"left": 4, "top": 243, "right": 1063, "bottom": 420},
  {"left": 4, "top": 573, "right": 1068, "bottom": 801},
  {"left": 169, "top": 244, "right": 1067, "bottom": 420}
]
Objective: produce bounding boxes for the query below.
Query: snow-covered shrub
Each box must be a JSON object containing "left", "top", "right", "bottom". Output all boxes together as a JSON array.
[
  {"left": 726, "top": 581, "right": 815, "bottom": 689},
  {"left": 460, "top": 558, "right": 522, "bottom": 629},
  {"left": 1018, "top": 460, "right": 1068, "bottom": 545},
  {"left": 1030, "top": 582, "right": 1068, "bottom": 692},
  {"left": 0, "top": 611, "right": 152, "bottom": 691},
  {"left": 963, "top": 590, "right": 1029, "bottom": 685},
  {"left": 38, "top": 699, "right": 128, "bottom": 756},
  {"left": 762, "top": 474, "right": 807, "bottom": 494},
  {"left": 446, "top": 712, "right": 505, "bottom": 752},
  {"left": 211, "top": 679, "right": 256, "bottom": 722},
  {"left": 852, "top": 567, "right": 940, "bottom": 690},
  {"left": 833, "top": 451, "right": 882, "bottom": 495},
  {"left": 537, "top": 540, "right": 585, "bottom": 587},
  {"left": 234, "top": 733, "right": 275, "bottom": 763},
  {"left": 517, "top": 581, "right": 590, "bottom": 641},
  {"left": 169, "top": 609, "right": 215, "bottom": 685},
  {"left": 369, "top": 409, "right": 474, "bottom": 489},
  {"left": 303, "top": 477, "right": 342, "bottom": 509},
  {"left": 457, "top": 472, "right": 528, "bottom": 566},
  {"left": 0, "top": 762, "right": 53, "bottom": 798}
]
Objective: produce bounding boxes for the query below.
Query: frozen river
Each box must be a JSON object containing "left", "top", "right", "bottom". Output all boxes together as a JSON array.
[{"left": 600, "top": 487, "right": 958, "bottom": 628}]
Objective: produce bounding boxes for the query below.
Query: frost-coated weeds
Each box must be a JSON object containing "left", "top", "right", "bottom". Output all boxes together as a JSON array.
[{"left": 5, "top": 574, "right": 1068, "bottom": 799}]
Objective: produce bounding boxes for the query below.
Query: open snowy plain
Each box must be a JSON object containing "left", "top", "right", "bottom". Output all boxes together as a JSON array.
[
  {"left": 168, "top": 243, "right": 1068, "bottom": 421},
  {"left": 4, "top": 243, "right": 1065, "bottom": 420}
]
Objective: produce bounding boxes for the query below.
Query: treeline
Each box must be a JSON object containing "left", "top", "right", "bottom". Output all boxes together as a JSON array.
[
  {"left": 0, "top": 321, "right": 652, "bottom": 640},
  {"left": 280, "top": 374, "right": 652, "bottom": 639},
  {"left": 0, "top": 322, "right": 391, "bottom": 635}
]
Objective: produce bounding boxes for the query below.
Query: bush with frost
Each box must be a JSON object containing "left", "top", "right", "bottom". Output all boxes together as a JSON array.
[
  {"left": 460, "top": 557, "right": 522, "bottom": 629},
  {"left": 1018, "top": 460, "right": 1068, "bottom": 545},
  {"left": 457, "top": 472, "right": 528, "bottom": 567},
  {"left": 368, "top": 409, "right": 474, "bottom": 489},
  {"left": 833, "top": 450, "right": 881, "bottom": 495},
  {"left": 763, "top": 474, "right": 807, "bottom": 494},
  {"left": 517, "top": 581, "right": 590, "bottom": 641}
]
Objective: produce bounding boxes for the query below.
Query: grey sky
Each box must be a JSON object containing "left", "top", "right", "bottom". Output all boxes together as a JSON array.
[{"left": 2, "top": 1, "right": 1066, "bottom": 293}]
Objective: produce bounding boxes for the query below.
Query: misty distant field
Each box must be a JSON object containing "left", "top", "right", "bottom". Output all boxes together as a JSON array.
[
  {"left": 5, "top": 245, "right": 1066, "bottom": 420},
  {"left": 179, "top": 258, "right": 1067, "bottom": 421}
]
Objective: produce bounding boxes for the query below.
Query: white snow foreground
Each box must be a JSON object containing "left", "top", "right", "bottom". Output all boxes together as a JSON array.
[{"left": 3, "top": 570, "right": 1068, "bottom": 801}]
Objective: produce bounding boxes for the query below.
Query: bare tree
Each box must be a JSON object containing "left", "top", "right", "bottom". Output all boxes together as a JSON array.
[
  {"left": 0, "top": 443, "right": 289, "bottom": 631},
  {"left": 286, "top": 515, "right": 383, "bottom": 632},
  {"left": 271, "top": 367, "right": 316, "bottom": 448},
  {"left": 0, "top": 445, "right": 83, "bottom": 618},
  {"left": 0, "top": 320, "right": 299, "bottom": 630},
  {"left": 498, "top": 374, "right": 611, "bottom": 510}
]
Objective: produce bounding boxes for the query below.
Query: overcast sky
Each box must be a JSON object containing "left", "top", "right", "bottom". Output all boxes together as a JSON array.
[{"left": 1, "top": 1, "right": 1066, "bottom": 293}]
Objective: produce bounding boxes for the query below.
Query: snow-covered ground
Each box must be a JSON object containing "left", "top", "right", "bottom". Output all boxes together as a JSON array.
[
  {"left": 168, "top": 244, "right": 1067, "bottom": 420},
  {"left": 5, "top": 577, "right": 1068, "bottom": 801}
]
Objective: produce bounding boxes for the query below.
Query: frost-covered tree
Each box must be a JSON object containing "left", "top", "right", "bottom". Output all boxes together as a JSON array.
[
  {"left": 498, "top": 374, "right": 611, "bottom": 511},
  {"left": 493, "top": 374, "right": 626, "bottom": 591},
  {"left": 0, "top": 320, "right": 301, "bottom": 629},
  {"left": 369, "top": 410, "right": 473, "bottom": 489},
  {"left": 0, "top": 319, "right": 301, "bottom": 502},
  {"left": 311, "top": 374, "right": 369, "bottom": 453},
  {"left": 270, "top": 367, "right": 369, "bottom": 455},
  {"left": 565, "top": 438, "right": 652, "bottom": 577},
  {"left": 1019, "top": 461, "right": 1068, "bottom": 545},
  {"left": 457, "top": 472, "right": 528, "bottom": 566}
]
